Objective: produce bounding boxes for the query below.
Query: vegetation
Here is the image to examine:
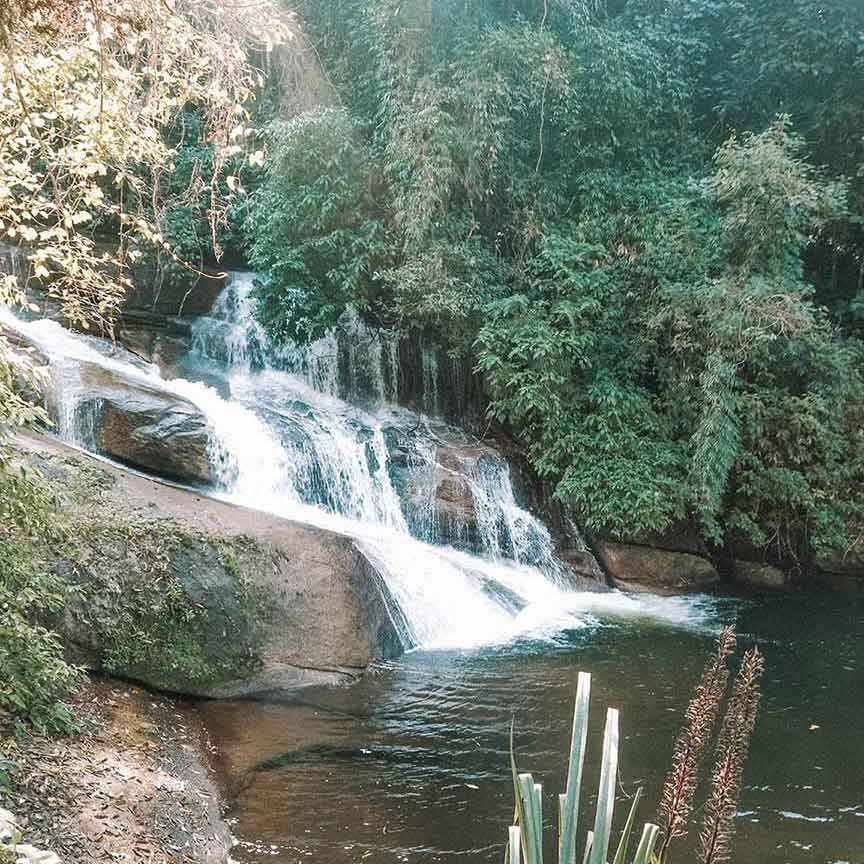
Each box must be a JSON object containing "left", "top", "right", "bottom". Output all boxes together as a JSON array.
[
  {"left": 0, "top": 466, "right": 82, "bottom": 736},
  {"left": 507, "top": 629, "right": 763, "bottom": 864},
  {"left": 0, "top": 0, "right": 292, "bottom": 734},
  {"left": 247, "top": 0, "right": 864, "bottom": 572}
]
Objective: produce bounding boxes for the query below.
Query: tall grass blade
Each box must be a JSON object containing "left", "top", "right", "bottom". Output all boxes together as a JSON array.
[
  {"left": 581, "top": 830, "right": 594, "bottom": 864},
  {"left": 560, "top": 671, "right": 592, "bottom": 864},
  {"left": 519, "top": 772, "right": 543, "bottom": 864},
  {"left": 558, "top": 793, "right": 566, "bottom": 859},
  {"left": 511, "top": 721, "right": 529, "bottom": 861},
  {"left": 587, "top": 707, "right": 619, "bottom": 864},
  {"left": 533, "top": 782, "right": 543, "bottom": 861},
  {"left": 509, "top": 826, "right": 522, "bottom": 864},
  {"left": 611, "top": 787, "right": 643, "bottom": 864},
  {"left": 632, "top": 823, "right": 660, "bottom": 864}
]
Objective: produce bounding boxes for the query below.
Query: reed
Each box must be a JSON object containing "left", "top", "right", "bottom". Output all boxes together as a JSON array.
[
  {"left": 656, "top": 627, "right": 736, "bottom": 863},
  {"left": 507, "top": 671, "right": 658, "bottom": 864},
  {"left": 503, "top": 629, "right": 762, "bottom": 864},
  {"left": 698, "top": 647, "right": 765, "bottom": 864}
]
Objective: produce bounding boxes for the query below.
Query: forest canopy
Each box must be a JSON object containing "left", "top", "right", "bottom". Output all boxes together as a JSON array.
[
  {"left": 2, "top": 0, "right": 864, "bottom": 579},
  {"left": 245, "top": 0, "right": 864, "bottom": 568}
]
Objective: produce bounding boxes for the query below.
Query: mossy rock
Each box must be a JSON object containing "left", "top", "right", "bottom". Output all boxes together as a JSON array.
[
  {"left": 16, "top": 434, "right": 403, "bottom": 697},
  {"left": 595, "top": 540, "right": 719, "bottom": 595}
]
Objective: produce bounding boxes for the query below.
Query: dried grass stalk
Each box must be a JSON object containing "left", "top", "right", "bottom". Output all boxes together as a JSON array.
[
  {"left": 657, "top": 626, "right": 736, "bottom": 863},
  {"left": 699, "top": 647, "right": 764, "bottom": 864}
]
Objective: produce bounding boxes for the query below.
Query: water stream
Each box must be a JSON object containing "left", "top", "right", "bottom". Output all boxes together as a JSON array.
[
  {"left": 1, "top": 273, "right": 711, "bottom": 651},
  {"left": 200, "top": 591, "right": 864, "bottom": 864}
]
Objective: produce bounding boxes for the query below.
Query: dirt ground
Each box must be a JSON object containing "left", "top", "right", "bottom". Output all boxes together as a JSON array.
[{"left": 2, "top": 678, "right": 231, "bottom": 863}]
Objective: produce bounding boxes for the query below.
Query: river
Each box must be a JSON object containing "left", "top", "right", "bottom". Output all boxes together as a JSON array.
[{"left": 202, "top": 590, "right": 863, "bottom": 864}]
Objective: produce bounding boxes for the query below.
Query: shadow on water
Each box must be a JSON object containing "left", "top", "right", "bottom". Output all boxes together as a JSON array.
[{"left": 199, "top": 591, "right": 864, "bottom": 864}]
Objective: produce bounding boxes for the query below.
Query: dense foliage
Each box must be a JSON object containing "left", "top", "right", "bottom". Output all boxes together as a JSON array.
[{"left": 249, "top": 0, "right": 864, "bottom": 568}]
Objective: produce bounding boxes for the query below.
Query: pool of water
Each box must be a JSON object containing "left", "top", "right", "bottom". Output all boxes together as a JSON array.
[{"left": 200, "top": 590, "right": 863, "bottom": 864}]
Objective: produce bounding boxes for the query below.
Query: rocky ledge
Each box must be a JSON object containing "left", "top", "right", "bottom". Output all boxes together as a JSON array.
[{"left": 13, "top": 433, "right": 402, "bottom": 698}]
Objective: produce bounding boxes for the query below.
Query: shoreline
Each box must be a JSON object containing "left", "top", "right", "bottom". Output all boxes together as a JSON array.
[{"left": 2, "top": 677, "right": 231, "bottom": 863}]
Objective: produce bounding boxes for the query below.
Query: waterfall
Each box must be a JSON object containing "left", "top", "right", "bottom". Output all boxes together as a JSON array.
[
  {"left": 467, "top": 457, "right": 569, "bottom": 579},
  {"left": 2, "top": 277, "right": 716, "bottom": 651}
]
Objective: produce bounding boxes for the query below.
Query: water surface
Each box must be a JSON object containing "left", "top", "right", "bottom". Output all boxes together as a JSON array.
[{"left": 202, "top": 591, "right": 863, "bottom": 864}]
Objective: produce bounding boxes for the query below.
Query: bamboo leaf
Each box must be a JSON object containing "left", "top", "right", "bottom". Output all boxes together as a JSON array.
[
  {"left": 519, "top": 773, "right": 543, "bottom": 864},
  {"left": 581, "top": 830, "right": 594, "bottom": 864},
  {"left": 560, "top": 671, "right": 592, "bottom": 864},
  {"left": 509, "top": 826, "right": 522, "bottom": 864},
  {"left": 632, "top": 823, "right": 660, "bottom": 864}
]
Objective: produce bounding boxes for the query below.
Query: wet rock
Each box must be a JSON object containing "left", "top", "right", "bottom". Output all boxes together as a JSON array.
[
  {"left": 16, "top": 433, "right": 402, "bottom": 697},
  {"left": 428, "top": 444, "right": 497, "bottom": 546},
  {"left": 595, "top": 540, "right": 719, "bottom": 595},
  {"left": 123, "top": 266, "right": 225, "bottom": 317},
  {"left": 734, "top": 560, "right": 792, "bottom": 591},
  {"left": 73, "top": 363, "right": 213, "bottom": 485},
  {"left": 386, "top": 425, "right": 492, "bottom": 548},
  {"left": 116, "top": 311, "right": 192, "bottom": 378},
  {"left": 558, "top": 549, "right": 607, "bottom": 583},
  {"left": 595, "top": 520, "right": 709, "bottom": 558}
]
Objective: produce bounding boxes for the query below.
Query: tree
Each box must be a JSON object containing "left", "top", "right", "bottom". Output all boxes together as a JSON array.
[{"left": 0, "top": 0, "right": 294, "bottom": 732}]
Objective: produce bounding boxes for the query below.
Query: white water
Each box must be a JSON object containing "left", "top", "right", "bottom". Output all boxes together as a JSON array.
[{"left": 2, "top": 278, "right": 719, "bottom": 650}]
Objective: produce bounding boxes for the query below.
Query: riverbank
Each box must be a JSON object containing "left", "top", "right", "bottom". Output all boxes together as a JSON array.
[{"left": 1, "top": 678, "right": 231, "bottom": 863}]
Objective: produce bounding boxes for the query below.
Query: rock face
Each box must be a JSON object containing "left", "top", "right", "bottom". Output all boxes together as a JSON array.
[
  {"left": 124, "top": 266, "right": 225, "bottom": 317},
  {"left": 15, "top": 433, "right": 402, "bottom": 697},
  {"left": 425, "top": 443, "right": 498, "bottom": 547},
  {"left": 117, "top": 311, "right": 193, "bottom": 378},
  {"left": 73, "top": 364, "right": 213, "bottom": 485},
  {"left": 595, "top": 540, "right": 719, "bottom": 594}
]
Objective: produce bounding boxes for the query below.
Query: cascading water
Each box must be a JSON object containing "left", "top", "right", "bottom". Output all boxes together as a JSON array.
[{"left": 1, "top": 274, "right": 717, "bottom": 650}]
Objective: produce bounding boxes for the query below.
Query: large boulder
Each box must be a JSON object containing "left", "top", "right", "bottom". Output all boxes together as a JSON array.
[
  {"left": 595, "top": 540, "right": 719, "bottom": 594},
  {"left": 70, "top": 363, "right": 213, "bottom": 485},
  {"left": 14, "top": 433, "right": 402, "bottom": 697},
  {"left": 734, "top": 560, "right": 793, "bottom": 591}
]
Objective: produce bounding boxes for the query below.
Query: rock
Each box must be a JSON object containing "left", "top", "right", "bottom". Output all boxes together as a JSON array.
[
  {"left": 73, "top": 363, "right": 213, "bottom": 485},
  {"left": 594, "top": 519, "right": 709, "bottom": 558},
  {"left": 0, "top": 808, "right": 17, "bottom": 842},
  {"left": 558, "top": 549, "right": 607, "bottom": 583},
  {"left": 595, "top": 540, "right": 719, "bottom": 595},
  {"left": 388, "top": 426, "right": 496, "bottom": 548},
  {"left": 10, "top": 844, "right": 61, "bottom": 864},
  {"left": 124, "top": 266, "right": 225, "bottom": 316},
  {"left": 813, "top": 545, "right": 864, "bottom": 592},
  {"left": 734, "top": 560, "right": 792, "bottom": 591},
  {"left": 429, "top": 443, "right": 496, "bottom": 545},
  {"left": 15, "top": 432, "right": 402, "bottom": 697},
  {"left": 116, "top": 311, "right": 193, "bottom": 378}
]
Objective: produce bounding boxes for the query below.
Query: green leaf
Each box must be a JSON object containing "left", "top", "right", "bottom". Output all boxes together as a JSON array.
[{"left": 587, "top": 708, "right": 619, "bottom": 864}]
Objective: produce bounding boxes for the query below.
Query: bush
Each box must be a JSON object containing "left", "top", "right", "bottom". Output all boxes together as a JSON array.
[
  {"left": 0, "top": 469, "right": 83, "bottom": 736},
  {"left": 247, "top": 108, "right": 390, "bottom": 340}
]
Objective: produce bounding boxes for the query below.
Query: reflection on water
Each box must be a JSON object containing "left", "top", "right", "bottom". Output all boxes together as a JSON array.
[{"left": 200, "top": 591, "right": 864, "bottom": 864}]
